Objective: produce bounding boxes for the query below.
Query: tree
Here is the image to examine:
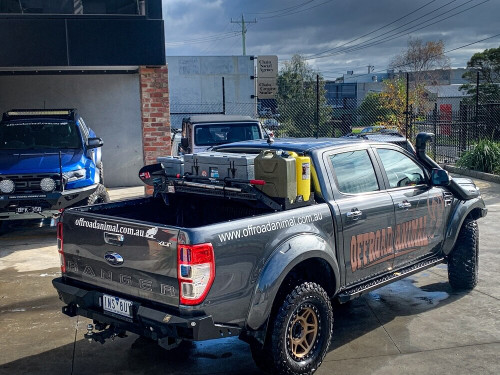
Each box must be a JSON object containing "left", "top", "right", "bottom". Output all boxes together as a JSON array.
[
  {"left": 390, "top": 38, "right": 450, "bottom": 87},
  {"left": 357, "top": 92, "right": 392, "bottom": 127},
  {"left": 357, "top": 77, "right": 424, "bottom": 134},
  {"left": 460, "top": 46, "right": 500, "bottom": 104},
  {"left": 277, "top": 54, "right": 332, "bottom": 137}
]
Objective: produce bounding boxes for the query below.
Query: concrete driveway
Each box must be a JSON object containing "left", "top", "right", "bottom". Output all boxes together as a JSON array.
[{"left": 0, "top": 181, "right": 499, "bottom": 375}]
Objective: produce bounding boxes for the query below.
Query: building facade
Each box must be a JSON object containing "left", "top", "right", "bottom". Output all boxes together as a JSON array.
[{"left": 0, "top": 0, "right": 169, "bottom": 187}]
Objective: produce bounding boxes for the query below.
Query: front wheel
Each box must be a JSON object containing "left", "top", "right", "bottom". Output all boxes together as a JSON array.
[
  {"left": 87, "top": 184, "right": 110, "bottom": 205},
  {"left": 448, "top": 218, "right": 479, "bottom": 290},
  {"left": 259, "top": 282, "right": 333, "bottom": 375}
]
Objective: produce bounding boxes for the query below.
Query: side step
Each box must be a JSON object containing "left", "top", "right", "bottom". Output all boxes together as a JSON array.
[{"left": 337, "top": 256, "right": 445, "bottom": 303}]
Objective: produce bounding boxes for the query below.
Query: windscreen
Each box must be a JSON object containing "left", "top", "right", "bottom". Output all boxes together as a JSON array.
[
  {"left": 0, "top": 120, "right": 82, "bottom": 150},
  {"left": 194, "top": 123, "right": 261, "bottom": 146}
]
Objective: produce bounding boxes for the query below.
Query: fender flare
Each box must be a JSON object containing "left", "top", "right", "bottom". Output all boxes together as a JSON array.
[
  {"left": 245, "top": 233, "right": 340, "bottom": 331},
  {"left": 442, "top": 198, "right": 486, "bottom": 255}
]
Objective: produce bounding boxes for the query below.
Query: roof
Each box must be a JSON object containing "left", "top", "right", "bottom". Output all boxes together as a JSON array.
[
  {"left": 214, "top": 137, "right": 366, "bottom": 153},
  {"left": 424, "top": 84, "right": 470, "bottom": 98},
  {"left": 184, "top": 114, "right": 258, "bottom": 124}
]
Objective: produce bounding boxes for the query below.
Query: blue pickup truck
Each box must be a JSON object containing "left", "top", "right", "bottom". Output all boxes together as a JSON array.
[{"left": 0, "top": 109, "right": 109, "bottom": 228}]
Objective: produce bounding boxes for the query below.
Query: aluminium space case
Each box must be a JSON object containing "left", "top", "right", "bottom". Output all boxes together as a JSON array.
[{"left": 184, "top": 152, "right": 257, "bottom": 180}]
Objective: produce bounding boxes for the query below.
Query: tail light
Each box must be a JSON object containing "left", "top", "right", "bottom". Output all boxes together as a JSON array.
[
  {"left": 57, "top": 221, "right": 66, "bottom": 273},
  {"left": 177, "top": 243, "right": 215, "bottom": 305}
]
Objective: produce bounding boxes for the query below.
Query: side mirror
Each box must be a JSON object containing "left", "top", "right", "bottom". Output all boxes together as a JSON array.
[
  {"left": 181, "top": 137, "right": 189, "bottom": 149},
  {"left": 431, "top": 168, "right": 450, "bottom": 186},
  {"left": 87, "top": 137, "right": 103, "bottom": 149}
]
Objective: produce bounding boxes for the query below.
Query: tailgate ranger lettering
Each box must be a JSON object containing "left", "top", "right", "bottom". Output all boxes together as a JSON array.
[{"left": 67, "top": 261, "right": 175, "bottom": 297}]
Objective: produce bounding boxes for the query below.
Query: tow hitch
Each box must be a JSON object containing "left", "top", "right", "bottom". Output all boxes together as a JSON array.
[{"left": 84, "top": 323, "right": 127, "bottom": 344}]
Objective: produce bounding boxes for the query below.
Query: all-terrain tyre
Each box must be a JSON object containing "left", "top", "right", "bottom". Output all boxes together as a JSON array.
[
  {"left": 255, "top": 282, "right": 333, "bottom": 375},
  {"left": 87, "top": 183, "right": 110, "bottom": 205},
  {"left": 98, "top": 162, "right": 104, "bottom": 185},
  {"left": 448, "top": 218, "right": 479, "bottom": 290}
]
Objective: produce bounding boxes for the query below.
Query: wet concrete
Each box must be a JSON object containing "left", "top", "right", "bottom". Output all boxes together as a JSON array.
[{"left": 1, "top": 180, "right": 499, "bottom": 375}]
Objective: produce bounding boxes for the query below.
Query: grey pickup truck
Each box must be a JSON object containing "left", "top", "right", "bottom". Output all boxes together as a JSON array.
[{"left": 52, "top": 133, "right": 487, "bottom": 375}]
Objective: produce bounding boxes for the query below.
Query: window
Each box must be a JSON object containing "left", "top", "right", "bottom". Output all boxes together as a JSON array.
[
  {"left": 330, "top": 150, "right": 379, "bottom": 194},
  {"left": 194, "top": 123, "right": 261, "bottom": 147},
  {"left": 377, "top": 149, "right": 426, "bottom": 188},
  {"left": 0, "top": 120, "right": 82, "bottom": 150}
]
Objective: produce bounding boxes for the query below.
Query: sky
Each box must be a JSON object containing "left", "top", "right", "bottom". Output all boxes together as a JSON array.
[{"left": 162, "top": 0, "right": 500, "bottom": 80}]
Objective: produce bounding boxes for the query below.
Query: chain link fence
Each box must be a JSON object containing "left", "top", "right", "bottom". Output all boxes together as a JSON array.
[{"left": 170, "top": 72, "right": 499, "bottom": 165}]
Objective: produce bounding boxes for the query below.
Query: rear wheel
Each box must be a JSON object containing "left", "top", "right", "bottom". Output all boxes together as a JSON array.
[
  {"left": 253, "top": 282, "right": 333, "bottom": 375},
  {"left": 87, "top": 184, "right": 110, "bottom": 205},
  {"left": 448, "top": 218, "right": 479, "bottom": 290}
]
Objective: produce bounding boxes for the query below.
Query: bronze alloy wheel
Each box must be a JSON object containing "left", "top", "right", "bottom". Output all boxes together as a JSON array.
[{"left": 287, "top": 303, "right": 320, "bottom": 360}]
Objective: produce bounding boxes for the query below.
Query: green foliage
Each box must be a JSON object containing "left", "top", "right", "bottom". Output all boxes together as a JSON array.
[
  {"left": 356, "top": 92, "right": 392, "bottom": 127},
  {"left": 277, "top": 54, "right": 332, "bottom": 137},
  {"left": 460, "top": 46, "right": 500, "bottom": 104},
  {"left": 456, "top": 139, "right": 500, "bottom": 174}
]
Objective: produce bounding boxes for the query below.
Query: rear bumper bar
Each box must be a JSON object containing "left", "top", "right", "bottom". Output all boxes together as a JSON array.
[{"left": 52, "top": 277, "right": 241, "bottom": 342}]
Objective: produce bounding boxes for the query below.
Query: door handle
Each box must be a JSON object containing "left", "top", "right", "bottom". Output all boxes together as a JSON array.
[
  {"left": 398, "top": 202, "right": 412, "bottom": 210},
  {"left": 104, "top": 232, "right": 124, "bottom": 246},
  {"left": 346, "top": 210, "right": 363, "bottom": 220}
]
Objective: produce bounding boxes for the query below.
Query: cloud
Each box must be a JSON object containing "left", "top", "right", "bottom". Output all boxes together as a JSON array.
[{"left": 163, "top": 0, "right": 500, "bottom": 76}]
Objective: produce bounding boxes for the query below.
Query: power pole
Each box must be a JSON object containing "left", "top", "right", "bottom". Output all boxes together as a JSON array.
[{"left": 231, "top": 14, "right": 257, "bottom": 56}]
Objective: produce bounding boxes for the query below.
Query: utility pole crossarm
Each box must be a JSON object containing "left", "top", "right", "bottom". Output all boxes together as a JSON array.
[{"left": 231, "top": 14, "right": 257, "bottom": 56}]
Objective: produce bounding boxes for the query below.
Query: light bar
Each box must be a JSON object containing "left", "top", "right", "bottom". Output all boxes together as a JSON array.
[{"left": 7, "top": 110, "right": 70, "bottom": 116}]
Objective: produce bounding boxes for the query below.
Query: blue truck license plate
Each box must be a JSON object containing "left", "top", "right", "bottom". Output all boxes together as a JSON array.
[{"left": 103, "top": 294, "right": 133, "bottom": 318}]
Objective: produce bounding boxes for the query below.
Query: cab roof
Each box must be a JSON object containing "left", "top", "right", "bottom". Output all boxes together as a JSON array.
[
  {"left": 184, "top": 114, "right": 258, "bottom": 124},
  {"left": 214, "top": 137, "right": 367, "bottom": 153}
]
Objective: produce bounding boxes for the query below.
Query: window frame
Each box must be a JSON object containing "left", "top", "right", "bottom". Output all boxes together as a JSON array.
[{"left": 371, "top": 145, "right": 430, "bottom": 191}]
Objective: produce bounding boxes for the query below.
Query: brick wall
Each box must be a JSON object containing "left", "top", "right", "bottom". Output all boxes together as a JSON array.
[{"left": 139, "top": 65, "right": 171, "bottom": 194}]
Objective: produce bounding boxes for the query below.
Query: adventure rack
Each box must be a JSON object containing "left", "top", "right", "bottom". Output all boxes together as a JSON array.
[{"left": 138, "top": 163, "right": 314, "bottom": 212}]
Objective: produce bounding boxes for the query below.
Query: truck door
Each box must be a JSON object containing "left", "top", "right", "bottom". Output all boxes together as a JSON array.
[
  {"left": 324, "top": 148, "right": 396, "bottom": 285},
  {"left": 374, "top": 147, "right": 446, "bottom": 268}
]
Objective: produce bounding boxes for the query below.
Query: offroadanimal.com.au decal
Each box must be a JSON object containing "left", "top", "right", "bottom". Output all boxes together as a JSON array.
[
  {"left": 217, "top": 212, "right": 324, "bottom": 242},
  {"left": 74, "top": 217, "right": 158, "bottom": 240},
  {"left": 350, "top": 195, "right": 445, "bottom": 272}
]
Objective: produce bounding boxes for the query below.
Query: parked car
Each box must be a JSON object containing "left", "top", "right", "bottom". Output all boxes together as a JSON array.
[
  {"left": 53, "top": 133, "right": 486, "bottom": 375},
  {"left": 177, "top": 115, "right": 265, "bottom": 155},
  {"left": 0, "top": 109, "right": 109, "bottom": 228},
  {"left": 344, "top": 129, "right": 416, "bottom": 154}
]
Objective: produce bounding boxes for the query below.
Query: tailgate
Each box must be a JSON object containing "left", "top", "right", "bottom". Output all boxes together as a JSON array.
[{"left": 61, "top": 209, "right": 180, "bottom": 308}]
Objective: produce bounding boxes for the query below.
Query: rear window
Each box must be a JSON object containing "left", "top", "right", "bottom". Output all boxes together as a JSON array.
[
  {"left": 194, "top": 123, "right": 261, "bottom": 146},
  {"left": 330, "top": 150, "right": 379, "bottom": 194},
  {"left": 0, "top": 120, "right": 82, "bottom": 150}
]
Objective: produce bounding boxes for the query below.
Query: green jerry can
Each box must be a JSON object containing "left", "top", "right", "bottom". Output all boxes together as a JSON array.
[{"left": 254, "top": 150, "right": 297, "bottom": 203}]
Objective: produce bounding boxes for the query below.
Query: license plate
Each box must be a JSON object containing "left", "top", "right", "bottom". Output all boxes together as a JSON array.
[
  {"left": 16, "top": 206, "right": 42, "bottom": 214},
  {"left": 103, "top": 294, "right": 133, "bottom": 318}
]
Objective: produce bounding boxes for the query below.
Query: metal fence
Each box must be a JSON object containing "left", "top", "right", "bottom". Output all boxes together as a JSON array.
[{"left": 170, "top": 72, "right": 499, "bottom": 164}]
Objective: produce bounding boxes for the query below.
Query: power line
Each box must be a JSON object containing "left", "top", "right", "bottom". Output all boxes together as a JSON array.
[
  {"left": 337, "top": 32, "right": 500, "bottom": 81},
  {"left": 246, "top": 0, "right": 316, "bottom": 15},
  {"left": 306, "top": 0, "right": 439, "bottom": 58},
  {"left": 305, "top": 0, "right": 487, "bottom": 61},
  {"left": 260, "top": 0, "right": 335, "bottom": 20}
]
